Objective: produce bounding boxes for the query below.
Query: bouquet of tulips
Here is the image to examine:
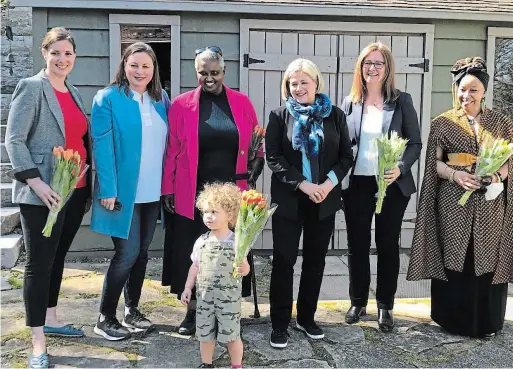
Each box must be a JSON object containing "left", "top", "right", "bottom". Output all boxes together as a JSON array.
[
  {"left": 233, "top": 190, "right": 277, "bottom": 278},
  {"left": 249, "top": 126, "right": 266, "bottom": 162},
  {"left": 458, "top": 133, "right": 513, "bottom": 206},
  {"left": 375, "top": 131, "right": 409, "bottom": 214},
  {"left": 42, "top": 146, "right": 89, "bottom": 237}
]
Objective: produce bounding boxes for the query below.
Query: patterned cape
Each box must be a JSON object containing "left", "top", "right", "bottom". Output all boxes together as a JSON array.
[{"left": 407, "top": 108, "right": 513, "bottom": 284}]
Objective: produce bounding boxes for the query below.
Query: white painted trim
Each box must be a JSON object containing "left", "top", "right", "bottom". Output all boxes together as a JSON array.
[
  {"left": 486, "top": 27, "right": 513, "bottom": 109},
  {"left": 240, "top": 19, "right": 435, "bottom": 35},
  {"left": 12, "top": 0, "right": 513, "bottom": 22},
  {"left": 418, "top": 29, "right": 435, "bottom": 201},
  {"left": 108, "top": 14, "right": 181, "bottom": 100}
]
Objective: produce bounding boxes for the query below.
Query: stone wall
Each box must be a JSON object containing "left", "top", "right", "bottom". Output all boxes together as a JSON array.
[{"left": 1, "top": 5, "right": 33, "bottom": 124}]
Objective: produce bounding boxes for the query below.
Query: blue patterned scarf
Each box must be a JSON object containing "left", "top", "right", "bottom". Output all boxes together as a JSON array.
[{"left": 286, "top": 93, "right": 332, "bottom": 182}]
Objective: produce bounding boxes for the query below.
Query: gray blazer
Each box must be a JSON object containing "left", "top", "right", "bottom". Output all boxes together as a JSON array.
[
  {"left": 341, "top": 91, "right": 422, "bottom": 197},
  {"left": 5, "top": 69, "right": 92, "bottom": 205}
]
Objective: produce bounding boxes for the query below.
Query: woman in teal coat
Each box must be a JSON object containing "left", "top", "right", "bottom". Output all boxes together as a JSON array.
[{"left": 90, "top": 42, "right": 169, "bottom": 341}]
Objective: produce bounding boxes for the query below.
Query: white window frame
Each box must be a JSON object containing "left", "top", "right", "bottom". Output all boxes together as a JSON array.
[
  {"left": 486, "top": 27, "right": 513, "bottom": 109},
  {"left": 109, "top": 14, "right": 181, "bottom": 100}
]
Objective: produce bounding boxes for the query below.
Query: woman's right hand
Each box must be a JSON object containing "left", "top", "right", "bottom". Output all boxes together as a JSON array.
[
  {"left": 453, "top": 171, "right": 481, "bottom": 191},
  {"left": 163, "top": 194, "right": 175, "bottom": 213},
  {"left": 26, "top": 177, "right": 61, "bottom": 210},
  {"left": 100, "top": 197, "right": 116, "bottom": 211},
  {"left": 299, "top": 181, "right": 325, "bottom": 203}
]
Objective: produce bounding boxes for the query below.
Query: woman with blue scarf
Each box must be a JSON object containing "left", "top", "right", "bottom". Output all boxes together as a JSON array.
[{"left": 266, "top": 59, "right": 353, "bottom": 349}]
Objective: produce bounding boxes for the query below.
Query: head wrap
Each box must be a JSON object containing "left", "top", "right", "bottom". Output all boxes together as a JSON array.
[{"left": 450, "top": 57, "right": 489, "bottom": 90}]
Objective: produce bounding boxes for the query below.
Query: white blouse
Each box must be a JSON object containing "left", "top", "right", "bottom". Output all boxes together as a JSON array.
[
  {"left": 131, "top": 90, "right": 167, "bottom": 203},
  {"left": 354, "top": 109, "right": 384, "bottom": 176}
]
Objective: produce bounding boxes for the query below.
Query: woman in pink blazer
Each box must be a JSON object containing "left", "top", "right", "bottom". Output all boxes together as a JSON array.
[{"left": 161, "top": 46, "right": 264, "bottom": 335}]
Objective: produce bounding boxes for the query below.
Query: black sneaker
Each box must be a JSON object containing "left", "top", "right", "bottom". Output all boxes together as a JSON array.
[
  {"left": 94, "top": 315, "right": 131, "bottom": 341},
  {"left": 178, "top": 309, "right": 196, "bottom": 335},
  {"left": 270, "top": 329, "right": 289, "bottom": 349},
  {"left": 122, "top": 307, "right": 155, "bottom": 332},
  {"left": 198, "top": 364, "right": 215, "bottom": 368},
  {"left": 295, "top": 321, "right": 325, "bottom": 339}
]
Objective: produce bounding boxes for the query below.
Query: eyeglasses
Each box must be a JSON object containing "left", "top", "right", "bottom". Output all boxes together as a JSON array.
[
  {"left": 195, "top": 46, "right": 223, "bottom": 56},
  {"left": 363, "top": 61, "right": 385, "bottom": 70}
]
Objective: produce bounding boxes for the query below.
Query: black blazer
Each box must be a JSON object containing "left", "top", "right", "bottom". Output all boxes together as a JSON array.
[
  {"left": 341, "top": 91, "right": 422, "bottom": 197},
  {"left": 265, "top": 105, "right": 353, "bottom": 221}
]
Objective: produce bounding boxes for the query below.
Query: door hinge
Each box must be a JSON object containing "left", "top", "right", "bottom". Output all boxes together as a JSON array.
[
  {"left": 243, "top": 54, "right": 265, "bottom": 68},
  {"left": 409, "top": 59, "right": 430, "bottom": 72}
]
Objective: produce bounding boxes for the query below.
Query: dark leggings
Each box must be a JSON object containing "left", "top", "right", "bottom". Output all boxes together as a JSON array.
[{"left": 19, "top": 186, "right": 89, "bottom": 327}]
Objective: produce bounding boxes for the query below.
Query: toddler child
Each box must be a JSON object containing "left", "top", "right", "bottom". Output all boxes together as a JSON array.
[{"left": 181, "top": 183, "right": 250, "bottom": 369}]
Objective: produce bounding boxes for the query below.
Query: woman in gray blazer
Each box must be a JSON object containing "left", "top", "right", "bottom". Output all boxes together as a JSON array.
[
  {"left": 5, "top": 27, "right": 91, "bottom": 369},
  {"left": 341, "top": 42, "right": 422, "bottom": 333}
]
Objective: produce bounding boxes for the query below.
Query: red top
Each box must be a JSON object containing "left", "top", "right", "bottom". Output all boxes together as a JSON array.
[{"left": 54, "top": 89, "right": 88, "bottom": 188}]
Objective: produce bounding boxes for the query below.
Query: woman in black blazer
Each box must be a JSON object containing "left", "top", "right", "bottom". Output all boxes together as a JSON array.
[
  {"left": 341, "top": 42, "right": 422, "bottom": 332},
  {"left": 266, "top": 58, "right": 352, "bottom": 349}
]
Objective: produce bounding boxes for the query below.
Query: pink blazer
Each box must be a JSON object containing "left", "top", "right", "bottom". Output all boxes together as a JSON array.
[{"left": 162, "top": 86, "right": 264, "bottom": 220}]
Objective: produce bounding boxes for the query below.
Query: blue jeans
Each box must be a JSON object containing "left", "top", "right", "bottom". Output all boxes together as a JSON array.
[{"left": 100, "top": 201, "right": 160, "bottom": 316}]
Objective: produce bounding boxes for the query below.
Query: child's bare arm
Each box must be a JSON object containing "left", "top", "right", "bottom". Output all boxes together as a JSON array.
[{"left": 181, "top": 264, "right": 199, "bottom": 305}]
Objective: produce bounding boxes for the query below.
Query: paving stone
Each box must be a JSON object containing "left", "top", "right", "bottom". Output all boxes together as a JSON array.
[
  {"left": 378, "top": 323, "right": 464, "bottom": 355},
  {"left": 244, "top": 323, "right": 314, "bottom": 362},
  {"left": 49, "top": 344, "right": 131, "bottom": 368},
  {"left": 321, "top": 324, "right": 365, "bottom": 345},
  {"left": 132, "top": 332, "right": 225, "bottom": 367},
  {"left": 1, "top": 287, "right": 23, "bottom": 304},
  {"left": 439, "top": 340, "right": 513, "bottom": 368},
  {"left": 1, "top": 275, "right": 12, "bottom": 291},
  {"left": 294, "top": 256, "right": 347, "bottom": 277},
  {"left": 324, "top": 339, "right": 414, "bottom": 368},
  {"left": 277, "top": 359, "right": 331, "bottom": 368}
]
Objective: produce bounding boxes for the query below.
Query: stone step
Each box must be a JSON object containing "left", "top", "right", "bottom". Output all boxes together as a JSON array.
[
  {"left": 1, "top": 182, "right": 14, "bottom": 207},
  {"left": 0, "top": 207, "right": 20, "bottom": 236},
  {"left": 0, "top": 234, "right": 23, "bottom": 269},
  {"left": 1, "top": 163, "right": 13, "bottom": 183},
  {"left": 1, "top": 143, "right": 10, "bottom": 163}
]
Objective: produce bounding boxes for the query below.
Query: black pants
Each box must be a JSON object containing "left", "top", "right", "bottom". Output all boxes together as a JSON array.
[
  {"left": 19, "top": 186, "right": 89, "bottom": 327},
  {"left": 270, "top": 194, "right": 335, "bottom": 331},
  {"left": 342, "top": 175, "right": 410, "bottom": 310},
  {"left": 100, "top": 201, "right": 160, "bottom": 316}
]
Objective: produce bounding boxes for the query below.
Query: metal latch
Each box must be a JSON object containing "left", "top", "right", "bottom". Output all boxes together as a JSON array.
[
  {"left": 408, "top": 59, "right": 430, "bottom": 72},
  {"left": 243, "top": 54, "right": 265, "bottom": 68}
]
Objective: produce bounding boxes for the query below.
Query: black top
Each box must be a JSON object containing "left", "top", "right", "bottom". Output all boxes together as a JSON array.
[
  {"left": 197, "top": 88, "right": 239, "bottom": 187},
  {"left": 265, "top": 105, "right": 353, "bottom": 221}
]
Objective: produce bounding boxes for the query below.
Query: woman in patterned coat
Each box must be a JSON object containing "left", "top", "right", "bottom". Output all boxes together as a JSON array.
[{"left": 407, "top": 57, "right": 513, "bottom": 338}]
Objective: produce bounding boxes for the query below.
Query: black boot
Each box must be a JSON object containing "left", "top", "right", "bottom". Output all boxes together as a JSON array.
[
  {"left": 378, "top": 309, "right": 394, "bottom": 332},
  {"left": 178, "top": 309, "right": 196, "bottom": 335},
  {"left": 345, "top": 306, "right": 366, "bottom": 324}
]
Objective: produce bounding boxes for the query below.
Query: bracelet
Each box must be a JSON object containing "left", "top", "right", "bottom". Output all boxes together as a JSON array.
[{"left": 495, "top": 171, "right": 503, "bottom": 183}]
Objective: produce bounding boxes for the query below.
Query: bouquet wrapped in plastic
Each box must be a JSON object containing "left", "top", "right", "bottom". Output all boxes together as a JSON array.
[
  {"left": 458, "top": 133, "right": 513, "bottom": 206},
  {"left": 233, "top": 190, "right": 277, "bottom": 278},
  {"left": 375, "top": 131, "right": 409, "bottom": 214},
  {"left": 42, "top": 146, "right": 89, "bottom": 237}
]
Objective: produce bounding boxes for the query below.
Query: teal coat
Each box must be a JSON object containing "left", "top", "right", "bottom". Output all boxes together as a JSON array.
[{"left": 90, "top": 85, "right": 169, "bottom": 239}]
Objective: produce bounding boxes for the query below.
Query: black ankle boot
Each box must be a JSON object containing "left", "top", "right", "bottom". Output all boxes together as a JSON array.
[
  {"left": 378, "top": 309, "right": 394, "bottom": 332},
  {"left": 345, "top": 306, "right": 366, "bottom": 324}
]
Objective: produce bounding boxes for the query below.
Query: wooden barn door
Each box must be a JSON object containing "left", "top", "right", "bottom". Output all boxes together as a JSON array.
[{"left": 239, "top": 20, "right": 434, "bottom": 250}]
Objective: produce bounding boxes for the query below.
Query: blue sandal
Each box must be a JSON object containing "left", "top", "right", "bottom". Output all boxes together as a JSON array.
[
  {"left": 29, "top": 352, "right": 49, "bottom": 368},
  {"left": 43, "top": 324, "right": 84, "bottom": 337}
]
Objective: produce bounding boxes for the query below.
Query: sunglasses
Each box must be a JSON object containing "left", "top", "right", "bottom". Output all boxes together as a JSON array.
[{"left": 195, "top": 46, "right": 223, "bottom": 56}]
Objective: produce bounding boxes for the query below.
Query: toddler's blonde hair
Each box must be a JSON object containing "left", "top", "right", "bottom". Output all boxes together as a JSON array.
[{"left": 196, "top": 183, "right": 241, "bottom": 227}]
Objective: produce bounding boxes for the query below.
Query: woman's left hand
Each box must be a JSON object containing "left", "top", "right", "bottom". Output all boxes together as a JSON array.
[
  {"left": 84, "top": 197, "right": 92, "bottom": 213},
  {"left": 384, "top": 167, "right": 401, "bottom": 185},
  {"left": 315, "top": 179, "right": 335, "bottom": 203},
  {"left": 248, "top": 157, "right": 265, "bottom": 189},
  {"left": 236, "top": 258, "right": 251, "bottom": 277}
]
